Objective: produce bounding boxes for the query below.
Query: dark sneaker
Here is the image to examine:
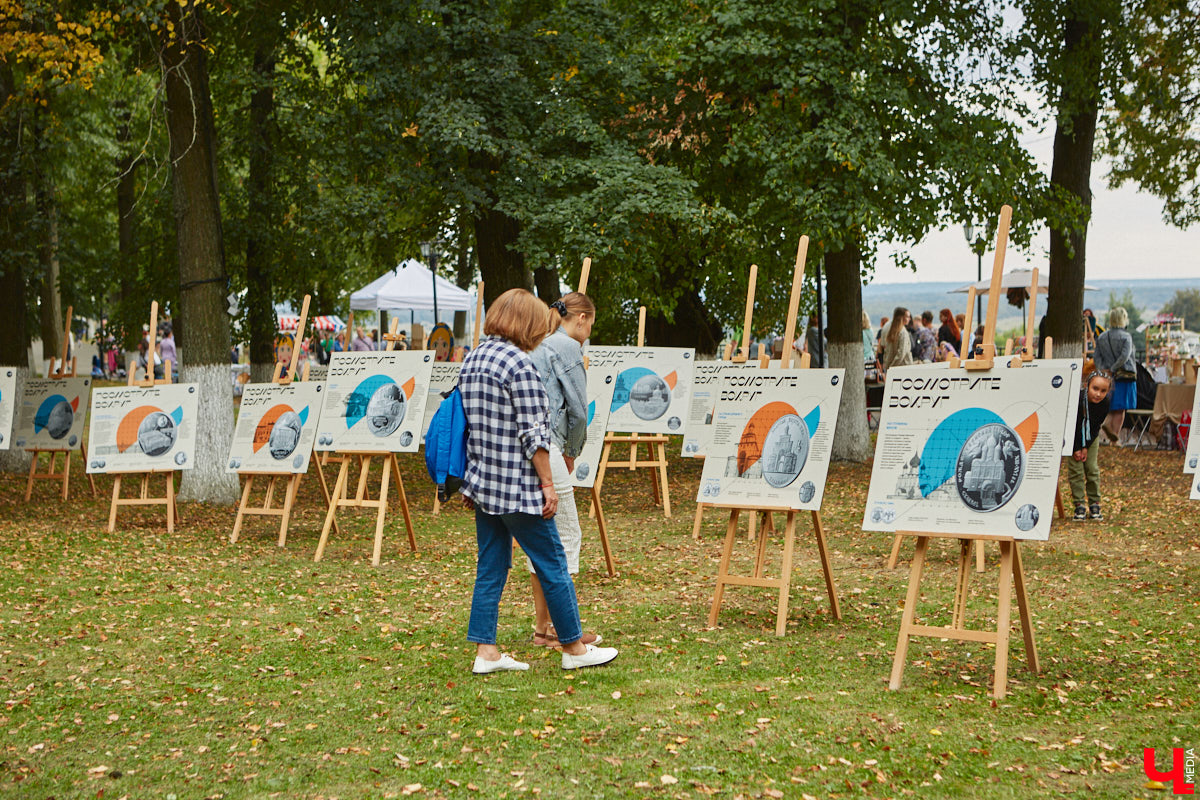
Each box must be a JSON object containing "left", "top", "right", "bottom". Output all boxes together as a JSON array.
[
  {"left": 1089, "top": 503, "right": 1103, "bottom": 521},
  {"left": 1073, "top": 504, "right": 1087, "bottom": 521}
]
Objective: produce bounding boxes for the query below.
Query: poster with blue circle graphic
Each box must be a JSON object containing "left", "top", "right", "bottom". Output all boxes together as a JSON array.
[
  {"left": 314, "top": 351, "right": 434, "bottom": 453},
  {"left": 14, "top": 377, "right": 91, "bottom": 452},
  {"left": 226, "top": 382, "right": 325, "bottom": 473},
  {"left": 570, "top": 365, "right": 618, "bottom": 489},
  {"left": 583, "top": 346, "right": 695, "bottom": 435},
  {"left": 863, "top": 363, "right": 1073, "bottom": 540},
  {"left": 86, "top": 383, "right": 198, "bottom": 472}
]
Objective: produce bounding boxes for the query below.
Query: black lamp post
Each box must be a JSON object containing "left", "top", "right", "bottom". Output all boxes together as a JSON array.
[
  {"left": 963, "top": 222, "right": 983, "bottom": 324},
  {"left": 419, "top": 240, "right": 440, "bottom": 323}
]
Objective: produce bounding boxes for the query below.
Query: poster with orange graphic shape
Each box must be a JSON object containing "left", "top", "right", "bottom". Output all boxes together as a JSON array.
[
  {"left": 315, "top": 350, "right": 434, "bottom": 453},
  {"left": 86, "top": 384, "right": 199, "bottom": 472},
  {"left": 0, "top": 369, "right": 16, "bottom": 450},
  {"left": 697, "top": 368, "right": 844, "bottom": 510},
  {"left": 14, "top": 377, "right": 91, "bottom": 451},
  {"left": 583, "top": 346, "right": 695, "bottom": 435},
  {"left": 862, "top": 363, "right": 1074, "bottom": 540},
  {"left": 226, "top": 382, "right": 325, "bottom": 473}
]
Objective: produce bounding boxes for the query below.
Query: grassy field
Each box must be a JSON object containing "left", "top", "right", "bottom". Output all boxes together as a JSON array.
[{"left": 0, "top": 443, "right": 1196, "bottom": 799}]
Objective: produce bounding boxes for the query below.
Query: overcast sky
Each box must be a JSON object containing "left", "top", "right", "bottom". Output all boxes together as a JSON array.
[{"left": 871, "top": 136, "right": 1200, "bottom": 285}]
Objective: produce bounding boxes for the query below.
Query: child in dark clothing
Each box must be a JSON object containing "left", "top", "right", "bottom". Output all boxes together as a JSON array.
[{"left": 1069, "top": 370, "right": 1112, "bottom": 520}]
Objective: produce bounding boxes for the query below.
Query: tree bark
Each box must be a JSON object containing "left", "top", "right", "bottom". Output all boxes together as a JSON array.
[
  {"left": 533, "top": 265, "right": 559, "bottom": 303},
  {"left": 116, "top": 103, "right": 140, "bottom": 352},
  {"left": 644, "top": 290, "right": 723, "bottom": 355},
  {"left": 1045, "top": 15, "right": 1102, "bottom": 360},
  {"left": 452, "top": 223, "right": 474, "bottom": 341},
  {"left": 470, "top": 154, "right": 533, "bottom": 306},
  {"left": 0, "top": 61, "right": 31, "bottom": 471},
  {"left": 824, "top": 245, "right": 871, "bottom": 462},
  {"left": 161, "top": 0, "right": 239, "bottom": 503},
  {"left": 245, "top": 39, "right": 278, "bottom": 384},
  {"left": 36, "top": 173, "right": 63, "bottom": 366}
]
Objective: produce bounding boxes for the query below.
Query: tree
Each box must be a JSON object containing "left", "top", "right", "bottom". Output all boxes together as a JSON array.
[
  {"left": 159, "top": 0, "right": 239, "bottom": 503},
  {"left": 1161, "top": 288, "right": 1200, "bottom": 329}
]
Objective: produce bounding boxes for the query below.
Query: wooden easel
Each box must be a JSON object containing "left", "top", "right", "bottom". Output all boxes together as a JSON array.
[
  {"left": 431, "top": 280, "right": 484, "bottom": 515},
  {"left": 693, "top": 263, "right": 760, "bottom": 541},
  {"left": 230, "top": 295, "right": 341, "bottom": 547},
  {"left": 313, "top": 317, "right": 417, "bottom": 566},
  {"left": 706, "top": 236, "right": 842, "bottom": 636},
  {"left": 592, "top": 306, "right": 673, "bottom": 518},
  {"left": 25, "top": 306, "right": 98, "bottom": 501},
  {"left": 886, "top": 206, "right": 1040, "bottom": 699},
  {"left": 107, "top": 301, "right": 181, "bottom": 533}
]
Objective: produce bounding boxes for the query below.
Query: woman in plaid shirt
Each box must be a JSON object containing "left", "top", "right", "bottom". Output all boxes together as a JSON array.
[{"left": 460, "top": 289, "right": 618, "bottom": 674}]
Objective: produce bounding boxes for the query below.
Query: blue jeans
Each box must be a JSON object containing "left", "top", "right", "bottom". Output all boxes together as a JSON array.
[{"left": 467, "top": 509, "right": 582, "bottom": 646}]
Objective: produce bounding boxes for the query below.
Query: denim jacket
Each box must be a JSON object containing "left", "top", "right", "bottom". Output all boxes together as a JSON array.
[{"left": 531, "top": 328, "right": 587, "bottom": 458}]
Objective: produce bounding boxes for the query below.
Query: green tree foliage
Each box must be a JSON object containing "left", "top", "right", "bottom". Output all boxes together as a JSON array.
[{"left": 1161, "top": 288, "right": 1200, "bottom": 328}]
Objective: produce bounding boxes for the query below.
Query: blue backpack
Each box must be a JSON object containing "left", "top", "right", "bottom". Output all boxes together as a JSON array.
[{"left": 424, "top": 386, "right": 468, "bottom": 502}]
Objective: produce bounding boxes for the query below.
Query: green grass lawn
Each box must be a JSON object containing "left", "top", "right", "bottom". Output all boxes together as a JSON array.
[{"left": 0, "top": 444, "right": 1196, "bottom": 799}]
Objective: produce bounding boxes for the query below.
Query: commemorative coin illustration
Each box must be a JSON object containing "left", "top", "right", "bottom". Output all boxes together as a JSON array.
[{"left": 954, "top": 422, "right": 1024, "bottom": 512}]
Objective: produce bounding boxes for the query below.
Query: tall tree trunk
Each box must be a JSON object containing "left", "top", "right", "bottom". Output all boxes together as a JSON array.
[
  {"left": 452, "top": 221, "right": 474, "bottom": 341},
  {"left": 245, "top": 40, "right": 278, "bottom": 384},
  {"left": 470, "top": 154, "right": 532, "bottom": 306},
  {"left": 825, "top": 244, "right": 871, "bottom": 462},
  {"left": 1045, "top": 16, "right": 1103, "bottom": 360},
  {"left": 116, "top": 103, "right": 140, "bottom": 353},
  {"left": 161, "top": 0, "right": 239, "bottom": 503},
  {"left": 644, "top": 290, "right": 722, "bottom": 354},
  {"left": 533, "top": 265, "right": 559, "bottom": 302},
  {"left": 36, "top": 174, "right": 63, "bottom": 367},
  {"left": 0, "top": 61, "right": 31, "bottom": 471}
]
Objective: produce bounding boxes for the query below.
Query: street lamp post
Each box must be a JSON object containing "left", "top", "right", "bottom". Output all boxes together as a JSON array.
[
  {"left": 963, "top": 222, "right": 983, "bottom": 325},
  {"left": 420, "top": 240, "right": 440, "bottom": 324}
]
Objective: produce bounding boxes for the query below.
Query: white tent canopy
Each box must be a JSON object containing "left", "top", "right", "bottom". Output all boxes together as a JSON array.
[
  {"left": 950, "top": 268, "right": 1097, "bottom": 295},
  {"left": 350, "top": 259, "right": 473, "bottom": 312}
]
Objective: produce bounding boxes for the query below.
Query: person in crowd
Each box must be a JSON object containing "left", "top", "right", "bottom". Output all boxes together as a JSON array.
[
  {"left": 459, "top": 288, "right": 618, "bottom": 674},
  {"left": 371, "top": 328, "right": 382, "bottom": 350},
  {"left": 805, "top": 315, "right": 826, "bottom": 367},
  {"left": 1093, "top": 306, "right": 1137, "bottom": 443},
  {"left": 527, "top": 292, "right": 603, "bottom": 650},
  {"left": 875, "top": 315, "right": 889, "bottom": 356},
  {"left": 916, "top": 311, "right": 938, "bottom": 362},
  {"left": 882, "top": 307, "right": 914, "bottom": 371},
  {"left": 158, "top": 322, "right": 179, "bottom": 380},
  {"left": 938, "top": 308, "right": 962, "bottom": 355},
  {"left": 351, "top": 326, "right": 373, "bottom": 352},
  {"left": 1069, "top": 370, "right": 1112, "bottom": 520},
  {"left": 905, "top": 312, "right": 923, "bottom": 362},
  {"left": 862, "top": 311, "right": 882, "bottom": 381},
  {"left": 968, "top": 324, "right": 984, "bottom": 357}
]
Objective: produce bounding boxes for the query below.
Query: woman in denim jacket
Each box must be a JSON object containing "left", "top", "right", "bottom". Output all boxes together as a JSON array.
[{"left": 527, "top": 292, "right": 604, "bottom": 649}]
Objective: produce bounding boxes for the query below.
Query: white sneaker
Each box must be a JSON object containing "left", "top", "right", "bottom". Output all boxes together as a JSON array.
[
  {"left": 472, "top": 654, "right": 529, "bottom": 674},
  {"left": 561, "top": 644, "right": 618, "bottom": 670}
]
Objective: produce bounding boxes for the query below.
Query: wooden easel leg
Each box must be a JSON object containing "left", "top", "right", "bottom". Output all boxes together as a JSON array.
[
  {"left": 591, "top": 486, "right": 615, "bottom": 577},
  {"left": 656, "top": 441, "right": 671, "bottom": 517},
  {"left": 886, "top": 533, "right": 903, "bottom": 569},
  {"left": 391, "top": 454, "right": 416, "bottom": 553},
  {"left": 975, "top": 539, "right": 985, "bottom": 573},
  {"left": 432, "top": 491, "right": 442, "bottom": 515},
  {"left": 1012, "top": 543, "right": 1040, "bottom": 674},
  {"left": 774, "top": 512, "right": 797, "bottom": 637},
  {"left": 692, "top": 502, "right": 706, "bottom": 541},
  {"left": 812, "top": 510, "right": 841, "bottom": 620},
  {"left": 61, "top": 450, "right": 70, "bottom": 501},
  {"left": 590, "top": 439, "right": 612, "bottom": 519},
  {"left": 165, "top": 472, "right": 176, "bottom": 533},
  {"left": 279, "top": 474, "right": 302, "bottom": 547},
  {"left": 992, "top": 541, "right": 1016, "bottom": 699},
  {"left": 953, "top": 538, "right": 972, "bottom": 629},
  {"left": 889, "top": 535, "right": 930, "bottom": 691},
  {"left": 80, "top": 441, "right": 97, "bottom": 496},
  {"left": 707, "top": 509, "right": 741, "bottom": 628},
  {"left": 372, "top": 457, "right": 391, "bottom": 567},
  {"left": 1054, "top": 485, "right": 1065, "bottom": 520},
  {"left": 231, "top": 475, "right": 254, "bottom": 543},
  {"left": 108, "top": 475, "right": 122, "bottom": 532},
  {"left": 25, "top": 452, "right": 37, "bottom": 502},
  {"left": 752, "top": 512, "right": 770, "bottom": 578},
  {"left": 747, "top": 508, "right": 758, "bottom": 542},
  {"left": 315, "top": 460, "right": 351, "bottom": 563},
  {"left": 313, "top": 455, "right": 341, "bottom": 537}
]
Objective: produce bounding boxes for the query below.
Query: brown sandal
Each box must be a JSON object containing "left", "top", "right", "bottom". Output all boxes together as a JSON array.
[{"left": 533, "top": 627, "right": 601, "bottom": 648}]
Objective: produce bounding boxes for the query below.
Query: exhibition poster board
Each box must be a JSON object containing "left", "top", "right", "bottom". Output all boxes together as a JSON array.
[
  {"left": 697, "top": 368, "right": 845, "bottom": 510},
  {"left": 681, "top": 361, "right": 761, "bottom": 458},
  {"left": 314, "top": 351, "right": 435, "bottom": 453},
  {"left": 570, "top": 366, "right": 617, "bottom": 489},
  {"left": 86, "top": 384, "right": 200, "bottom": 472},
  {"left": 862, "top": 363, "right": 1074, "bottom": 540},
  {"left": 0, "top": 369, "right": 15, "bottom": 450},
  {"left": 227, "top": 382, "right": 325, "bottom": 473},
  {"left": 584, "top": 346, "right": 695, "bottom": 435},
  {"left": 14, "top": 377, "right": 91, "bottom": 451},
  {"left": 420, "top": 362, "right": 462, "bottom": 441}
]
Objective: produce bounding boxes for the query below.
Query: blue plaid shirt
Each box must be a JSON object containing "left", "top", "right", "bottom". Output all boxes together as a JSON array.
[{"left": 459, "top": 336, "right": 551, "bottom": 515}]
